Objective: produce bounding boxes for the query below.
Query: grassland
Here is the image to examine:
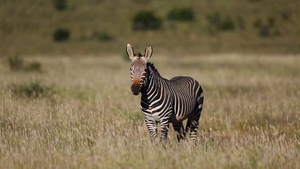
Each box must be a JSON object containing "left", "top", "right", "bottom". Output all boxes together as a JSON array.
[
  {"left": 1, "top": 0, "right": 300, "bottom": 56},
  {"left": 0, "top": 54, "right": 299, "bottom": 168}
]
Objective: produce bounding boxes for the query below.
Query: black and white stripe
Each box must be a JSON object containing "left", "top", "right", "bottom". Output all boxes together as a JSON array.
[
  {"left": 126, "top": 44, "right": 204, "bottom": 143},
  {"left": 140, "top": 62, "right": 204, "bottom": 143}
]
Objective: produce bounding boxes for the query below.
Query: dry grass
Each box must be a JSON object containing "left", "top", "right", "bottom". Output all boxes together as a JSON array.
[{"left": 0, "top": 54, "right": 300, "bottom": 168}]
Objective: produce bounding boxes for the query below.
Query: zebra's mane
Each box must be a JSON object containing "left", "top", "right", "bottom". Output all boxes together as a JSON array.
[{"left": 147, "top": 62, "right": 160, "bottom": 76}]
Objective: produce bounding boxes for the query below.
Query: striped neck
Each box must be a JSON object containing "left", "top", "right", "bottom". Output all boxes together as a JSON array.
[{"left": 140, "top": 62, "right": 161, "bottom": 94}]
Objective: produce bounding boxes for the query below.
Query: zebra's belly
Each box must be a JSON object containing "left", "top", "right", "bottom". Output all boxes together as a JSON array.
[
  {"left": 169, "top": 112, "right": 191, "bottom": 123},
  {"left": 169, "top": 101, "right": 196, "bottom": 123}
]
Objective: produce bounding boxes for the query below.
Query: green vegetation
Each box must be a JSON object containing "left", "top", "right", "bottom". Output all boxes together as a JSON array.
[
  {"left": 53, "top": 0, "right": 68, "bottom": 11},
  {"left": 167, "top": 7, "right": 195, "bottom": 21},
  {"left": 0, "top": 55, "right": 299, "bottom": 168},
  {"left": 0, "top": 0, "right": 299, "bottom": 56},
  {"left": 132, "top": 11, "right": 162, "bottom": 31},
  {"left": 8, "top": 55, "right": 24, "bottom": 71},
  {"left": 10, "top": 80, "right": 56, "bottom": 98},
  {"left": 92, "top": 32, "right": 114, "bottom": 41},
  {"left": 25, "top": 61, "right": 42, "bottom": 72},
  {"left": 8, "top": 56, "right": 42, "bottom": 72},
  {"left": 253, "top": 17, "right": 280, "bottom": 37},
  {"left": 206, "top": 12, "right": 236, "bottom": 33},
  {"left": 53, "top": 28, "right": 70, "bottom": 42}
]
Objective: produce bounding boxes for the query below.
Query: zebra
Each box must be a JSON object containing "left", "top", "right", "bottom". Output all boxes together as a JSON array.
[{"left": 126, "top": 44, "right": 204, "bottom": 143}]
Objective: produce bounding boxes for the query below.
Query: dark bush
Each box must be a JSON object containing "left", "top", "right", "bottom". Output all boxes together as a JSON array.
[
  {"left": 267, "top": 17, "right": 275, "bottom": 27},
  {"left": 206, "top": 12, "right": 221, "bottom": 26},
  {"left": 167, "top": 7, "right": 195, "bottom": 21},
  {"left": 253, "top": 17, "right": 279, "bottom": 37},
  {"left": 53, "top": 0, "right": 67, "bottom": 11},
  {"left": 236, "top": 16, "right": 245, "bottom": 30},
  {"left": 280, "top": 11, "right": 290, "bottom": 20},
  {"left": 134, "top": 0, "right": 149, "bottom": 4},
  {"left": 257, "top": 25, "right": 271, "bottom": 37},
  {"left": 10, "top": 80, "right": 55, "bottom": 98},
  {"left": 53, "top": 28, "right": 70, "bottom": 42},
  {"left": 8, "top": 55, "right": 24, "bottom": 71},
  {"left": 217, "top": 17, "right": 235, "bottom": 31},
  {"left": 92, "top": 32, "right": 113, "bottom": 41},
  {"left": 132, "top": 11, "right": 162, "bottom": 31},
  {"left": 25, "top": 61, "right": 42, "bottom": 72},
  {"left": 253, "top": 19, "right": 262, "bottom": 28},
  {"left": 206, "top": 12, "right": 235, "bottom": 31},
  {"left": 8, "top": 56, "right": 42, "bottom": 72}
]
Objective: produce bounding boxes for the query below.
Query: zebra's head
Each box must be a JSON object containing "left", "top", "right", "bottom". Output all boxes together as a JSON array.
[{"left": 126, "top": 44, "right": 153, "bottom": 95}]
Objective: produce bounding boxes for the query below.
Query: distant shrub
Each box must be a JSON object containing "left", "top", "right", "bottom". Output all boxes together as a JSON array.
[
  {"left": 273, "top": 29, "right": 281, "bottom": 36},
  {"left": 206, "top": 12, "right": 221, "bottom": 26},
  {"left": 133, "top": 0, "right": 149, "bottom": 4},
  {"left": 280, "top": 11, "right": 291, "bottom": 20},
  {"left": 253, "top": 17, "right": 279, "bottom": 37},
  {"left": 132, "top": 11, "right": 162, "bottom": 31},
  {"left": 236, "top": 16, "right": 245, "bottom": 30},
  {"left": 257, "top": 25, "right": 271, "bottom": 37},
  {"left": 10, "top": 80, "right": 55, "bottom": 98},
  {"left": 217, "top": 17, "right": 235, "bottom": 31},
  {"left": 53, "top": 0, "right": 67, "bottom": 11},
  {"left": 253, "top": 18, "right": 262, "bottom": 28},
  {"left": 25, "top": 61, "right": 42, "bottom": 72},
  {"left": 53, "top": 28, "right": 70, "bottom": 42},
  {"left": 167, "top": 7, "right": 195, "bottom": 21},
  {"left": 8, "top": 56, "right": 42, "bottom": 72},
  {"left": 92, "top": 32, "right": 113, "bottom": 41},
  {"left": 267, "top": 17, "right": 275, "bottom": 27},
  {"left": 8, "top": 55, "right": 24, "bottom": 71},
  {"left": 206, "top": 12, "right": 235, "bottom": 31}
]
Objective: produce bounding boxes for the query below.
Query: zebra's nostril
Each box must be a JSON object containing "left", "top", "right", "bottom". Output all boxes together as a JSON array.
[{"left": 131, "top": 84, "right": 140, "bottom": 95}]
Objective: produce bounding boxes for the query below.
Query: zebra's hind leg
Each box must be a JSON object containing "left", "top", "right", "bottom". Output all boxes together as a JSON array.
[
  {"left": 172, "top": 122, "right": 186, "bottom": 142},
  {"left": 187, "top": 108, "right": 203, "bottom": 145},
  {"left": 188, "top": 118, "right": 199, "bottom": 144},
  {"left": 188, "top": 87, "right": 204, "bottom": 145}
]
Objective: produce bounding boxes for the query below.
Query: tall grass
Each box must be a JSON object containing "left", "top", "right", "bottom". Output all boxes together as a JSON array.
[{"left": 0, "top": 54, "right": 300, "bottom": 168}]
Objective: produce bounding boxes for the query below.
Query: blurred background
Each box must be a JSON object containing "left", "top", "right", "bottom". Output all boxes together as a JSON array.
[
  {"left": 1, "top": 1, "right": 300, "bottom": 168},
  {"left": 1, "top": 0, "right": 300, "bottom": 57}
]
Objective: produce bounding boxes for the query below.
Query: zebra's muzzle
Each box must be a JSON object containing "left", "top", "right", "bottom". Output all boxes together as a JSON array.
[{"left": 131, "top": 84, "right": 140, "bottom": 95}]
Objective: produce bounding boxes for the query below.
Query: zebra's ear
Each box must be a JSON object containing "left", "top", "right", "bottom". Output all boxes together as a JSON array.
[
  {"left": 144, "top": 46, "right": 153, "bottom": 60},
  {"left": 126, "top": 44, "right": 135, "bottom": 60}
]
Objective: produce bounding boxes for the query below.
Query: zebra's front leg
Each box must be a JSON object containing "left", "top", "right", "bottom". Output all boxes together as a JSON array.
[
  {"left": 159, "top": 118, "right": 170, "bottom": 143},
  {"left": 145, "top": 118, "right": 158, "bottom": 142}
]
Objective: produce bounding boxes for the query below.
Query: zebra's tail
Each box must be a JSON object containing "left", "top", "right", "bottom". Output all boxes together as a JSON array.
[{"left": 196, "top": 85, "right": 204, "bottom": 113}]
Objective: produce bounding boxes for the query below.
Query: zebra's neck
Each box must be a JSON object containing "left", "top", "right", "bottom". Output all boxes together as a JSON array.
[{"left": 141, "top": 62, "right": 162, "bottom": 96}]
